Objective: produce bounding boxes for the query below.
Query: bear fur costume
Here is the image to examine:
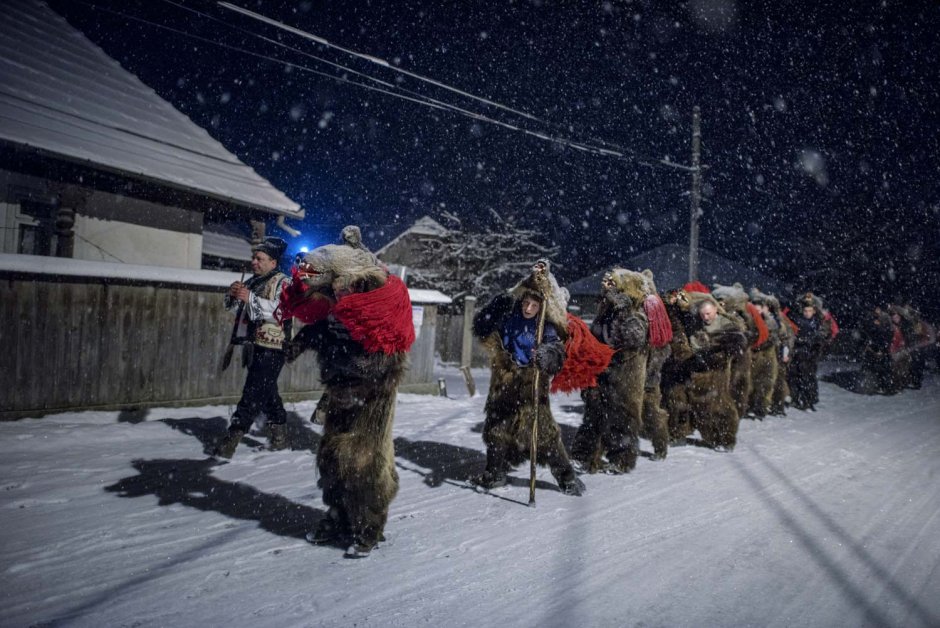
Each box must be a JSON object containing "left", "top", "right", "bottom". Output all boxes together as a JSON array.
[
  {"left": 571, "top": 268, "right": 650, "bottom": 474},
  {"left": 638, "top": 271, "right": 673, "bottom": 460},
  {"left": 746, "top": 288, "right": 780, "bottom": 419},
  {"left": 769, "top": 296, "right": 796, "bottom": 415},
  {"left": 660, "top": 289, "right": 697, "bottom": 443},
  {"left": 711, "top": 283, "right": 761, "bottom": 419},
  {"left": 685, "top": 292, "right": 747, "bottom": 450},
  {"left": 281, "top": 226, "right": 414, "bottom": 556},
  {"left": 471, "top": 261, "right": 584, "bottom": 495}
]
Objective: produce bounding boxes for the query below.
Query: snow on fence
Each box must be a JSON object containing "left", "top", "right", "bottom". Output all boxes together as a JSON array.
[{"left": 0, "top": 255, "right": 443, "bottom": 419}]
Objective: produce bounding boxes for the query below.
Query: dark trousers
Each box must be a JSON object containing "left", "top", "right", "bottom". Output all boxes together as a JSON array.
[
  {"left": 231, "top": 346, "right": 286, "bottom": 431},
  {"left": 788, "top": 352, "right": 819, "bottom": 408}
]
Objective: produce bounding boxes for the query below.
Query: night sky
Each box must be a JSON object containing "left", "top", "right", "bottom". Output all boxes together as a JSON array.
[{"left": 47, "top": 0, "right": 940, "bottom": 322}]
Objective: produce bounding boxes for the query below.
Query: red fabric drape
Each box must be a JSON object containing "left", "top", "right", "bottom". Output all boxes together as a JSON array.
[
  {"left": 551, "top": 313, "right": 615, "bottom": 393},
  {"left": 824, "top": 311, "right": 840, "bottom": 340},
  {"left": 683, "top": 281, "right": 710, "bottom": 295},
  {"left": 889, "top": 326, "right": 905, "bottom": 354},
  {"left": 746, "top": 302, "right": 770, "bottom": 348},
  {"left": 333, "top": 275, "right": 415, "bottom": 354}
]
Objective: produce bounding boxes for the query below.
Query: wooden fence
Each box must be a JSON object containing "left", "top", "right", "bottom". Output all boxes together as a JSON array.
[{"left": 0, "top": 269, "right": 441, "bottom": 419}]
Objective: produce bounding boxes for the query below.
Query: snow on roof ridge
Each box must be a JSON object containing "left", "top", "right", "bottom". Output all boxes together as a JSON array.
[
  {"left": 0, "top": 0, "right": 302, "bottom": 217},
  {"left": 0, "top": 254, "right": 452, "bottom": 303}
]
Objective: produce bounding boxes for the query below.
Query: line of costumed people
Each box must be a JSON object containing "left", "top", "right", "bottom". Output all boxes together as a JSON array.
[{"left": 213, "top": 226, "right": 839, "bottom": 558}]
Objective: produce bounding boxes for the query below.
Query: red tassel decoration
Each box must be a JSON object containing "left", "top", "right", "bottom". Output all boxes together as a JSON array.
[
  {"left": 333, "top": 275, "right": 415, "bottom": 354},
  {"left": 824, "top": 311, "right": 840, "bottom": 340},
  {"left": 745, "top": 301, "right": 770, "bottom": 348},
  {"left": 643, "top": 294, "right": 673, "bottom": 348},
  {"left": 683, "top": 281, "right": 710, "bottom": 295},
  {"left": 551, "top": 313, "right": 615, "bottom": 393}
]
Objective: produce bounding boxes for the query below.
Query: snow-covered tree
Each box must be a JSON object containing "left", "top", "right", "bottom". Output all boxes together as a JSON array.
[{"left": 406, "top": 210, "right": 560, "bottom": 305}]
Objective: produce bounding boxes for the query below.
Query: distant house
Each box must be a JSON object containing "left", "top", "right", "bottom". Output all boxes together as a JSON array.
[
  {"left": 376, "top": 215, "right": 451, "bottom": 278},
  {"left": 0, "top": 0, "right": 303, "bottom": 271},
  {"left": 567, "top": 243, "right": 789, "bottom": 316}
]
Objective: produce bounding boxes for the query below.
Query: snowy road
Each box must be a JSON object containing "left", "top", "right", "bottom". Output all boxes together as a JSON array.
[{"left": 1, "top": 362, "right": 939, "bottom": 627}]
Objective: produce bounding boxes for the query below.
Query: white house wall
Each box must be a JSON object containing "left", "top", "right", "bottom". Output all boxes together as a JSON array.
[{"left": 73, "top": 214, "right": 203, "bottom": 269}]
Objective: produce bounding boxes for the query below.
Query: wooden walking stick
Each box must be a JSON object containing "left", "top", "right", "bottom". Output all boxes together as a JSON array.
[
  {"left": 529, "top": 272, "right": 549, "bottom": 506},
  {"left": 220, "top": 271, "right": 247, "bottom": 371}
]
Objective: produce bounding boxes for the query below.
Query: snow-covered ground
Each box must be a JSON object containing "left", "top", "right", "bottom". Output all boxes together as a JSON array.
[{"left": 2, "top": 362, "right": 939, "bottom": 628}]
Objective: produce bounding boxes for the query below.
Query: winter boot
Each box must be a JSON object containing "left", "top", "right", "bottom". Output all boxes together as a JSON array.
[
  {"left": 554, "top": 467, "right": 586, "bottom": 496},
  {"left": 470, "top": 468, "right": 508, "bottom": 490},
  {"left": 345, "top": 540, "right": 375, "bottom": 559},
  {"left": 306, "top": 508, "right": 348, "bottom": 545},
  {"left": 212, "top": 428, "right": 245, "bottom": 459},
  {"left": 268, "top": 423, "right": 289, "bottom": 451}
]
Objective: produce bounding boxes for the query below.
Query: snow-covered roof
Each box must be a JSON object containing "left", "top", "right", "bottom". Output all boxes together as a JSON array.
[
  {"left": 202, "top": 224, "right": 252, "bottom": 261},
  {"left": 376, "top": 215, "right": 450, "bottom": 255},
  {"left": 0, "top": 253, "right": 451, "bottom": 303},
  {"left": 567, "top": 243, "right": 787, "bottom": 296},
  {"left": 0, "top": 0, "right": 303, "bottom": 218},
  {"left": 407, "top": 288, "right": 452, "bottom": 305}
]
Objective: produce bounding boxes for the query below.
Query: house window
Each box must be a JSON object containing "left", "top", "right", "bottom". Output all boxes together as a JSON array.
[{"left": 17, "top": 199, "right": 56, "bottom": 256}]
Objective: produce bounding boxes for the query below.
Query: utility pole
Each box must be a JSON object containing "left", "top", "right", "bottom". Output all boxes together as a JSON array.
[{"left": 689, "top": 105, "right": 702, "bottom": 282}]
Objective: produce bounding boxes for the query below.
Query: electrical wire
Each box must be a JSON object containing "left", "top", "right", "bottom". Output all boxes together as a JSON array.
[{"left": 71, "top": 0, "right": 698, "bottom": 171}]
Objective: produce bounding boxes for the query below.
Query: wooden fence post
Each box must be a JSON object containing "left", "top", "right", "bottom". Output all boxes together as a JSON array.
[{"left": 460, "top": 295, "right": 477, "bottom": 396}]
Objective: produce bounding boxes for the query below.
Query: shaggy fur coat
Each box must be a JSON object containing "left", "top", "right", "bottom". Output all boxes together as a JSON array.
[
  {"left": 571, "top": 270, "right": 650, "bottom": 473},
  {"left": 686, "top": 296, "right": 747, "bottom": 450},
  {"left": 472, "top": 267, "right": 580, "bottom": 492}
]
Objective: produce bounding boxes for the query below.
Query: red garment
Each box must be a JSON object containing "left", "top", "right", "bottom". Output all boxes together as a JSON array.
[
  {"left": 889, "top": 325, "right": 905, "bottom": 354},
  {"left": 551, "top": 313, "right": 615, "bottom": 393},
  {"left": 746, "top": 302, "right": 770, "bottom": 348},
  {"left": 276, "top": 266, "right": 335, "bottom": 325},
  {"left": 824, "top": 311, "right": 840, "bottom": 340},
  {"left": 780, "top": 309, "right": 799, "bottom": 334},
  {"left": 334, "top": 275, "right": 415, "bottom": 354},
  {"left": 683, "top": 281, "right": 710, "bottom": 295},
  {"left": 643, "top": 294, "right": 673, "bottom": 348}
]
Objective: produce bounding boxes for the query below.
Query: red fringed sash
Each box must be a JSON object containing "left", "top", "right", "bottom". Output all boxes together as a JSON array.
[
  {"left": 551, "top": 313, "right": 615, "bottom": 393},
  {"left": 643, "top": 294, "right": 673, "bottom": 348},
  {"left": 333, "top": 275, "right": 415, "bottom": 354},
  {"left": 746, "top": 301, "right": 770, "bottom": 348},
  {"left": 824, "top": 311, "right": 840, "bottom": 340},
  {"left": 683, "top": 281, "right": 710, "bottom": 295}
]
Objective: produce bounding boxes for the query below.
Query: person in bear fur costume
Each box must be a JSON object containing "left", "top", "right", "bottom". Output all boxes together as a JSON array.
[
  {"left": 638, "top": 271, "right": 673, "bottom": 461},
  {"left": 685, "top": 291, "right": 747, "bottom": 450},
  {"left": 747, "top": 288, "right": 781, "bottom": 419},
  {"left": 570, "top": 268, "right": 650, "bottom": 474},
  {"left": 471, "top": 260, "right": 585, "bottom": 495},
  {"left": 660, "top": 288, "right": 696, "bottom": 443},
  {"left": 763, "top": 292, "right": 795, "bottom": 416},
  {"left": 279, "top": 226, "right": 415, "bottom": 558},
  {"left": 711, "top": 283, "right": 765, "bottom": 420}
]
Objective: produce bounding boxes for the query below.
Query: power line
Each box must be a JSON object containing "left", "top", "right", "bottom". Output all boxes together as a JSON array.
[{"left": 72, "top": 1, "right": 697, "bottom": 172}]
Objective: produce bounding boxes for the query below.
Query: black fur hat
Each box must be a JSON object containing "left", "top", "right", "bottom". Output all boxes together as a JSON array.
[{"left": 252, "top": 236, "right": 287, "bottom": 261}]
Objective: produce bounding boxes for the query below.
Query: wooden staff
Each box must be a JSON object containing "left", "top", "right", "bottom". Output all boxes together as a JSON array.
[{"left": 529, "top": 281, "right": 548, "bottom": 506}]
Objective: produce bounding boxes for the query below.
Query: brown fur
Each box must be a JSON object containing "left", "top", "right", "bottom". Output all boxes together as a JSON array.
[
  {"left": 685, "top": 299, "right": 746, "bottom": 450},
  {"left": 574, "top": 349, "right": 648, "bottom": 472},
  {"left": 688, "top": 364, "right": 740, "bottom": 449},
  {"left": 641, "top": 385, "right": 670, "bottom": 459},
  {"left": 749, "top": 343, "right": 778, "bottom": 417},
  {"left": 480, "top": 335, "right": 574, "bottom": 480},
  {"left": 317, "top": 352, "right": 406, "bottom": 546},
  {"left": 288, "top": 227, "right": 408, "bottom": 549},
  {"left": 572, "top": 268, "right": 650, "bottom": 473}
]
